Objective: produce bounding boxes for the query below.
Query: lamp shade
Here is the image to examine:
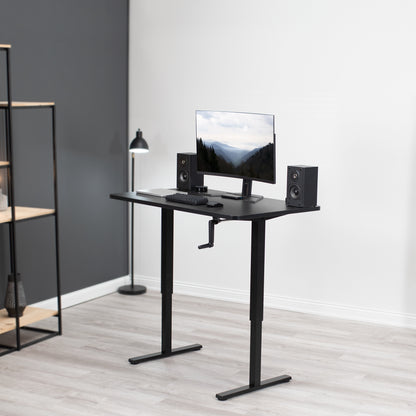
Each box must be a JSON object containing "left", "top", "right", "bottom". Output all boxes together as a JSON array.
[{"left": 129, "top": 129, "right": 149, "bottom": 153}]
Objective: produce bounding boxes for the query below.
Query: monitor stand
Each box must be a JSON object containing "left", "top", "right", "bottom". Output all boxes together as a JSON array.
[{"left": 221, "top": 179, "right": 264, "bottom": 203}]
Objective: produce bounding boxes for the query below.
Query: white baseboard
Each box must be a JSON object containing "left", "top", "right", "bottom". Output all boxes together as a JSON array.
[
  {"left": 31, "top": 275, "right": 130, "bottom": 310},
  {"left": 31, "top": 274, "right": 416, "bottom": 329},
  {"left": 137, "top": 274, "right": 416, "bottom": 329}
]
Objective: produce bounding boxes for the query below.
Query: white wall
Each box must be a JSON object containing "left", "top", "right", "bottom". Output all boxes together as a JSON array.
[{"left": 129, "top": 0, "right": 416, "bottom": 327}]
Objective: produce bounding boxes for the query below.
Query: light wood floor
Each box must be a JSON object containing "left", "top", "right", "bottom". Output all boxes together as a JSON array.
[{"left": 1, "top": 290, "right": 416, "bottom": 416}]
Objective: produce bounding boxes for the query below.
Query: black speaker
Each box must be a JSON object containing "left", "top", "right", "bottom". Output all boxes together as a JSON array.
[
  {"left": 177, "top": 152, "right": 204, "bottom": 192},
  {"left": 286, "top": 165, "right": 318, "bottom": 208}
]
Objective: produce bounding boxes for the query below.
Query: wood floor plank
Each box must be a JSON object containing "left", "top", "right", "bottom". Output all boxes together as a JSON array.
[{"left": 0, "top": 290, "right": 415, "bottom": 415}]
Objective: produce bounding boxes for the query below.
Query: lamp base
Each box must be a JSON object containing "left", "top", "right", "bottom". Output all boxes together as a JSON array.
[{"left": 118, "top": 284, "right": 147, "bottom": 295}]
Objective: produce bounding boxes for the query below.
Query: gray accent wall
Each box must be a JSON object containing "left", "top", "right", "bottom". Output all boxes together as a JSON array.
[{"left": 0, "top": 0, "right": 128, "bottom": 304}]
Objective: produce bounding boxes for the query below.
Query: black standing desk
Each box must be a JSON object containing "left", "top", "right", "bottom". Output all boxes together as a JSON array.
[{"left": 110, "top": 191, "right": 320, "bottom": 400}]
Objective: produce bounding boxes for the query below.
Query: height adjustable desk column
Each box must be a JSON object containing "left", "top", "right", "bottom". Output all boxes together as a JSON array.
[
  {"left": 110, "top": 191, "right": 319, "bottom": 400},
  {"left": 130, "top": 207, "right": 202, "bottom": 363}
]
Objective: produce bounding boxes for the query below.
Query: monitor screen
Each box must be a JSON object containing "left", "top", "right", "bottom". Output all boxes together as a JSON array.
[{"left": 196, "top": 110, "right": 276, "bottom": 184}]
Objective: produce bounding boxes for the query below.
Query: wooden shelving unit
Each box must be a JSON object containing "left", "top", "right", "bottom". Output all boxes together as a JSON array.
[{"left": 0, "top": 43, "right": 62, "bottom": 356}]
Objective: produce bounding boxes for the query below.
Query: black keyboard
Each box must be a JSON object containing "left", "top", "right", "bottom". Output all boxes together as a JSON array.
[{"left": 165, "top": 193, "right": 208, "bottom": 206}]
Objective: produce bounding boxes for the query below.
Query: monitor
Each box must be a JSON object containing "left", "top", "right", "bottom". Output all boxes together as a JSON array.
[{"left": 196, "top": 110, "right": 275, "bottom": 200}]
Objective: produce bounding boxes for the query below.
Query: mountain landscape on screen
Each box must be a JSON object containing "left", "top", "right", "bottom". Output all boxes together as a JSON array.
[{"left": 197, "top": 138, "right": 274, "bottom": 181}]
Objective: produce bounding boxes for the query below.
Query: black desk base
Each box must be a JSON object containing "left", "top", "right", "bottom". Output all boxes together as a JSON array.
[{"left": 127, "top": 208, "right": 291, "bottom": 400}]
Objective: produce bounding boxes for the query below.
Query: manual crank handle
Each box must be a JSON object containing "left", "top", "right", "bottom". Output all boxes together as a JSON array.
[{"left": 198, "top": 218, "right": 220, "bottom": 249}]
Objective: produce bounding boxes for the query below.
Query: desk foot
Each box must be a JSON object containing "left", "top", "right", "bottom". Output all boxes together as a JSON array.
[
  {"left": 216, "top": 374, "right": 292, "bottom": 401},
  {"left": 129, "top": 344, "right": 203, "bottom": 365}
]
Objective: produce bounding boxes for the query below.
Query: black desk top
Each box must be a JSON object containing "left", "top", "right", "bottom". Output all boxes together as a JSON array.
[{"left": 110, "top": 191, "right": 320, "bottom": 221}]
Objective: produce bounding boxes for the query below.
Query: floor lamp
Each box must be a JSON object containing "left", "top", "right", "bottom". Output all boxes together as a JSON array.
[{"left": 118, "top": 129, "right": 149, "bottom": 295}]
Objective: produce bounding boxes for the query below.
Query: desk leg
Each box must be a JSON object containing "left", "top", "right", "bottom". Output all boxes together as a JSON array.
[
  {"left": 216, "top": 219, "right": 291, "bottom": 400},
  {"left": 129, "top": 208, "right": 202, "bottom": 365}
]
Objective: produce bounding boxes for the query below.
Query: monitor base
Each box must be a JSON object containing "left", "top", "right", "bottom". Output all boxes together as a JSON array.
[
  {"left": 219, "top": 180, "right": 263, "bottom": 203},
  {"left": 243, "top": 194, "right": 264, "bottom": 203}
]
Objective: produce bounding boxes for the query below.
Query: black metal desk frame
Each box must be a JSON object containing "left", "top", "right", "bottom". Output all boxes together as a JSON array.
[{"left": 110, "top": 191, "right": 319, "bottom": 400}]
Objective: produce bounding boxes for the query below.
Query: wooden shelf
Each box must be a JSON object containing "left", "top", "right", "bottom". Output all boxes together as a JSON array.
[
  {"left": 0, "top": 206, "right": 55, "bottom": 224},
  {"left": 0, "top": 44, "right": 11, "bottom": 49},
  {"left": 0, "top": 307, "right": 57, "bottom": 335},
  {"left": 0, "top": 101, "right": 55, "bottom": 108},
  {"left": 0, "top": 161, "right": 10, "bottom": 167}
]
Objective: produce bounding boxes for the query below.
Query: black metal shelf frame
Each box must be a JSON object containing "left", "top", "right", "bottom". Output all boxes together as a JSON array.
[{"left": 0, "top": 45, "right": 62, "bottom": 357}]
